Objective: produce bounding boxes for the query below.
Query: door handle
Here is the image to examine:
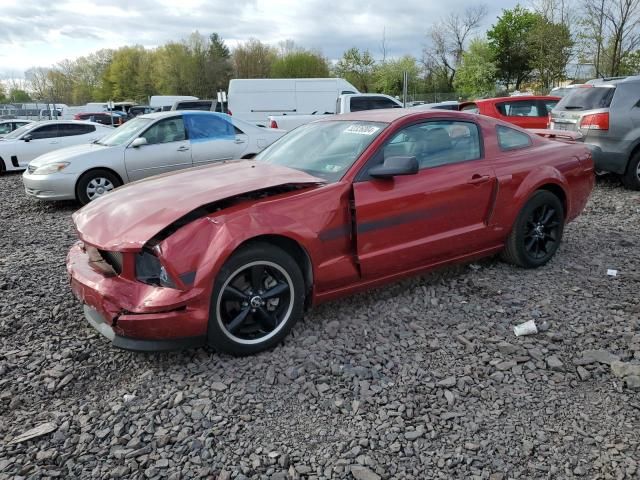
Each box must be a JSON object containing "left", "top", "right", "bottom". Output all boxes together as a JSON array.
[
  {"left": 467, "top": 174, "right": 491, "bottom": 185},
  {"left": 177, "top": 146, "right": 190, "bottom": 152},
  {"left": 234, "top": 138, "right": 245, "bottom": 144},
  {"left": 49, "top": 141, "right": 59, "bottom": 144}
]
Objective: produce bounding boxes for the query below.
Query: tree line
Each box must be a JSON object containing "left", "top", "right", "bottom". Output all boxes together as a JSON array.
[{"left": 0, "top": 0, "right": 638, "bottom": 105}]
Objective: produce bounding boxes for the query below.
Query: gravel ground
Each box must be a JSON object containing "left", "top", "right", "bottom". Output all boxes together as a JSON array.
[{"left": 0, "top": 171, "right": 639, "bottom": 480}]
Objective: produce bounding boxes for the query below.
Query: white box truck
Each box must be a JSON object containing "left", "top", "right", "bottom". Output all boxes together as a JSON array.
[{"left": 227, "top": 78, "right": 359, "bottom": 126}]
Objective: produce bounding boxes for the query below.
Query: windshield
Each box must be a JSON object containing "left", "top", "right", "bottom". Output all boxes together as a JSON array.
[
  {"left": 556, "top": 86, "right": 615, "bottom": 111},
  {"left": 256, "top": 120, "right": 386, "bottom": 182},
  {"left": 3, "top": 123, "right": 37, "bottom": 140},
  {"left": 96, "top": 117, "right": 152, "bottom": 146}
]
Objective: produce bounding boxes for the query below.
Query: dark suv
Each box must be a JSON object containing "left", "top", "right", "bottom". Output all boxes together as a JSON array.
[{"left": 550, "top": 76, "right": 640, "bottom": 189}]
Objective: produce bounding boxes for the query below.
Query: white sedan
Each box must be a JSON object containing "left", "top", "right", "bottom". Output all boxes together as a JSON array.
[
  {"left": 23, "top": 111, "right": 287, "bottom": 204},
  {"left": 0, "top": 119, "right": 33, "bottom": 138},
  {"left": 0, "top": 120, "right": 112, "bottom": 172}
]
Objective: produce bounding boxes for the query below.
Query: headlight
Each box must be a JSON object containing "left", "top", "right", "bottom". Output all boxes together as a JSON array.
[
  {"left": 31, "top": 162, "right": 70, "bottom": 175},
  {"left": 135, "top": 250, "right": 177, "bottom": 289}
]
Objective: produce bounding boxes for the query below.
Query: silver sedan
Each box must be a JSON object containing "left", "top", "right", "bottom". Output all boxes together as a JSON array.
[{"left": 23, "top": 111, "right": 286, "bottom": 204}]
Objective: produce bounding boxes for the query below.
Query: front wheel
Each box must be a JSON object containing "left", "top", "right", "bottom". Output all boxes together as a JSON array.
[
  {"left": 622, "top": 152, "right": 640, "bottom": 190},
  {"left": 76, "top": 169, "right": 122, "bottom": 205},
  {"left": 501, "top": 190, "right": 565, "bottom": 268},
  {"left": 208, "top": 243, "right": 305, "bottom": 356}
]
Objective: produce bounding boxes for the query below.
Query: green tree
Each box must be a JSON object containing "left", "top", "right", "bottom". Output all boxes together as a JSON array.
[
  {"left": 0, "top": 83, "right": 6, "bottom": 102},
  {"left": 333, "top": 47, "right": 376, "bottom": 92},
  {"left": 232, "top": 39, "right": 277, "bottom": 78},
  {"left": 373, "top": 55, "right": 420, "bottom": 96},
  {"left": 487, "top": 5, "right": 540, "bottom": 90},
  {"left": 620, "top": 49, "right": 640, "bottom": 74},
  {"left": 104, "top": 46, "right": 149, "bottom": 100},
  {"left": 9, "top": 89, "right": 31, "bottom": 102},
  {"left": 271, "top": 51, "right": 330, "bottom": 78},
  {"left": 528, "top": 17, "right": 573, "bottom": 91},
  {"left": 453, "top": 39, "right": 497, "bottom": 98}
]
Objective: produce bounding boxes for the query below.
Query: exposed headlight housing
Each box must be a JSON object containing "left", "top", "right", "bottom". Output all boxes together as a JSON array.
[
  {"left": 31, "top": 162, "right": 70, "bottom": 175},
  {"left": 135, "top": 250, "right": 177, "bottom": 289}
]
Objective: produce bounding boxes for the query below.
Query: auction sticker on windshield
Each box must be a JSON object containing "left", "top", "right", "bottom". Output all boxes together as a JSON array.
[{"left": 344, "top": 124, "right": 380, "bottom": 135}]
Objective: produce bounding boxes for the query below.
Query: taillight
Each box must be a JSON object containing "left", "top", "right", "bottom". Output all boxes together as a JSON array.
[
  {"left": 580, "top": 112, "right": 609, "bottom": 130},
  {"left": 269, "top": 120, "right": 278, "bottom": 129}
]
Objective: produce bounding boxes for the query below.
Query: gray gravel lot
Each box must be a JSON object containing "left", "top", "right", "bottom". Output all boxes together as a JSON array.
[{"left": 0, "top": 172, "right": 639, "bottom": 480}]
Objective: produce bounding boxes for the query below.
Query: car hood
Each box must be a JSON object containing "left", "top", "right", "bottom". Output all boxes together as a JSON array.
[
  {"left": 29, "top": 143, "right": 112, "bottom": 167},
  {"left": 73, "top": 160, "right": 325, "bottom": 251}
]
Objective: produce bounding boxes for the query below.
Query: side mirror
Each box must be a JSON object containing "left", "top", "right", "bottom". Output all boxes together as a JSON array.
[
  {"left": 130, "top": 137, "right": 148, "bottom": 148},
  {"left": 22, "top": 134, "right": 32, "bottom": 142},
  {"left": 369, "top": 156, "right": 419, "bottom": 178}
]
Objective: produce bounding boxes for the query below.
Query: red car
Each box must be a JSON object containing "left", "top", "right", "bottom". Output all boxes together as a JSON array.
[
  {"left": 67, "top": 109, "right": 594, "bottom": 355},
  {"left": 460, "top": 95, "right": 560, "bottom": 129}
]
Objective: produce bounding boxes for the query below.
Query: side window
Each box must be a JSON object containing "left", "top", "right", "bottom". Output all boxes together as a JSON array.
[
  {"left": 349, "top": 97, "right": 370, "bottom": 112},
  {"left": 369, "top": 98, "right": 399, "bottom": 109},
  {"left": 382, "top": 121, "right": 481, "bottom": 170},
  {"left": 184, "top": 115, "right": 234, "bottom": 141},
  {"left": 29, "top": 125, "right": 59, "bottom": 139},
  {"left": 542, "top": 100, "right": 558, "bottom": 114},
  {"left": 497, "top": 125, "right": 532, "bottom": 150},
  {"left": 142, "top": 117, "right": 186, "bottom": 145},
  {"left": 0, "top": 123, "right": 11, "bottom": 135},
  {"left": 59, "top": 124, "right": 95, "bottom": 136},
  {"left": 497, "top": 100, "right": 541, "bottom": 117}
]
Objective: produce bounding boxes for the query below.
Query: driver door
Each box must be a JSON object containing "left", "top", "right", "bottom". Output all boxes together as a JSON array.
[
  {"left": 124, "top": 116, "right": 192, "bottom": 181},
  {"left": 19, "top": 124, "right": 61, "bottom": 166},
  {"left": 352, "top": 120, "right": 497, "bottom": 279}
]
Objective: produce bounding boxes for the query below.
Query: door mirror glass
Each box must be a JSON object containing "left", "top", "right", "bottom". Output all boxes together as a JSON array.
[
  {"left": 130, "top": 137, "right": 148, "bottom": 148},
  {"left": 369, "top": 156, "right": 418, "bottom": 178}
]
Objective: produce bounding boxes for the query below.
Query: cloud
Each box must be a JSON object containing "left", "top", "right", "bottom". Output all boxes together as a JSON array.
[{"left": 0, "top": 0, "right": 518, "bottom": 73}]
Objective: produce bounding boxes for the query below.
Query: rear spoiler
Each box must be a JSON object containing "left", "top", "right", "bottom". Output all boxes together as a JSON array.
[{"left": 529, "top": 129, "right": 583, "bottom": 141}]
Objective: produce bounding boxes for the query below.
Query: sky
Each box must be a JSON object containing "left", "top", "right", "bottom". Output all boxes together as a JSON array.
[{"left": 0, "top": 0, "right": 519, "bottom": 78}]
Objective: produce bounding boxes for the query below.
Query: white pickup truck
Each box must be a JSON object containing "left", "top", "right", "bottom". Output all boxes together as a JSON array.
[{"left": 268, "top": 93, "right": 403, "bottom": 130}]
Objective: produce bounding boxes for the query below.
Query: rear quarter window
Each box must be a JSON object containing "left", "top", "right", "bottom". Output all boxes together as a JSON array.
[
  {"left": 497, "top": 125, "right": 532, "bottom": 150},
  {"left": 555, "top": 87, "right": 615, "bottom": 111}
]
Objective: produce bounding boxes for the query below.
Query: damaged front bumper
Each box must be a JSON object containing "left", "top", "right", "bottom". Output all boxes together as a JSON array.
[{"left": 67, "top": 242, "right": 208, "bottom": 352}]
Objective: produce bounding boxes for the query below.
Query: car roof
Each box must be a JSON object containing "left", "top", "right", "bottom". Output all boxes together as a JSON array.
[
  {"left": 138, "top": 111, "right": 230, "bottom": 120},
  {"left": 317, "top": 108, "right": 479, "bottom": 124},
  {"left": 29, "top": 120, "right": 111, "bottom": 127},
  {"left": 464, "top": 95, "right": 560, "bottom": 105}
]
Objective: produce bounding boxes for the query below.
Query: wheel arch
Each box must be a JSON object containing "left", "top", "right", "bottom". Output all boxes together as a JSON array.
[
  {"left": 626, "top": 141, "right": 640, "bottom": 174},
  {"left": 75, "top": 167, "right": 124, "bottom": 197},
  {"left": 536, "top": 183, "right": 568, "bottom": 219},
  {"left": 234, "top": 234, "right": 314, "bottom": 308}
]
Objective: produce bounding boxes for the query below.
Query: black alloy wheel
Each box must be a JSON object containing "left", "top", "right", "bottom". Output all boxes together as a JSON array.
[
  {"left": 501, "top": 190, "right": 565, "bottom": 268},
  {"left": 208, "top": 243, "right": 305, "bottom": 356}
]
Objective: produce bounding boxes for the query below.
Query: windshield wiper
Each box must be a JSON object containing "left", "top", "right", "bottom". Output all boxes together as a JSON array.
[{"left": 563, "top": 105, "right": 584, "bottom": 109}]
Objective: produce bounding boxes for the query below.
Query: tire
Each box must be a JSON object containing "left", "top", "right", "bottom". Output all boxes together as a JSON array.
[
  {"left": 0, "top": 158, "right": 5, "bottom": 173},
  {"left": 207, "top": 242, "right": 305, "bottom": 356},
  {"left": 622, "top": 152, "right": 640, "bottom": 190},
  {"left": 76, "top": 169, "right": 122, "bottom": 205},
  {"left": 501, "top": 190, "right": 565, "bottom": 268}
]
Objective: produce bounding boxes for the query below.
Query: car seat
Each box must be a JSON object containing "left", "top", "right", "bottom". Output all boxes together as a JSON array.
[{"left": 413, "top": 127, "right": 452, "bottom": 168}]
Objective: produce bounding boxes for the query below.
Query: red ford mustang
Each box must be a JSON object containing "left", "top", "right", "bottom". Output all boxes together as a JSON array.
[{"left": 67, "top": 109, "right": 594, "bottom": 355}]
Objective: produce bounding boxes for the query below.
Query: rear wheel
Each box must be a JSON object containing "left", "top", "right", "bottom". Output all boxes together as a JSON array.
[
  {"left": 207, "top": 243, "right": 305, "bottom": 356},
  {"left": 76, "top": 169, "right": 121, "bottom": 205},
  {"left": 501, "top": 190, "right": 565, "bottom": 268},
  {"left": 0, "top": 158, "right": 5, "bottom": 173},
  {"left": 622, "top": 152, "right": 640, "bottom": 190}
]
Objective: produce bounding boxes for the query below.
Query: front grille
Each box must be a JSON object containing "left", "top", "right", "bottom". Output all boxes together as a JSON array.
[
  {"left": 98, "top": 250, "right": 123, "bottom": 274},
  {"left": 27, "top": 165, "right": 36, "bottom": 174}
]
